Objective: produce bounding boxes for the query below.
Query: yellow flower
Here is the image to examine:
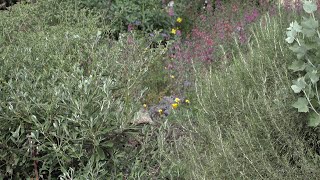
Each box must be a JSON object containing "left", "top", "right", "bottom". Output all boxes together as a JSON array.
[
  {"left": 170, "top": 75, "right": 175, "bottom": 79},
  {"left": 185, "top": 99, "right": 190, "bottom": 104},
  {"left": 175, "top": 97, "right": 180, "bottom": 103},
  {"left": 176, "top": 17, "right": 183, "bottom": 23},
  {"left": 143, "top": 104, "right": 147, "bottom": 108},
  {"left": 158, "top": 109, "right": 163, "bottom": 114},
  {"left": 172, "top": 103, "right": 178, "bottom": 109},
  {"left": 171, "top": 28, "right": 177, "bottom": 34}
]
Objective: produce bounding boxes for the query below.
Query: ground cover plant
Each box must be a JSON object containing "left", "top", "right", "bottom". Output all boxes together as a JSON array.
[{"left": 1, "top": 0, "right": 320, "bottom": 179}]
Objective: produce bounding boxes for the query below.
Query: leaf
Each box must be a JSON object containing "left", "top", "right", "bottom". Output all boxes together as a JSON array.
[
  {"left": 306, "top": 69, "right": 319, "bottom": 84},
  {"left": 308, "top": 112, "right": 320, "bottom": 127},
  {"left": 289, "top": 60, "right": 306, "bottom": 72},
  {"left": 286, "top": 29, "right": 297, "bottom": 43},
  {"left": 289, "top": 43, "right": 308, "bottom": 59},
  {"left": 305, "top": 84, "right": 315, "bottom": 98},
  {"left": 287, "top": 21, "right": 302, "bottom": 32},
  {"left": 285, "top": 36, "right": 295, "bottom": 44},
  {"left": 96, "top": 147, "right": 106, "bottom": 160},
  {"left": 303, "top": 0, "right": 317, "bottom": 13},
  {"left": 292, "top": 97, "right": 309, "bottom": 112},
  {"left": 11, "top": 125, "right": 21, "bottom": 139},
  {"left": 301, "top": 17, "right": 319, "bottom": 37},
  {"left": 291, "top": 77, "right": 307, "bottom": 93}
]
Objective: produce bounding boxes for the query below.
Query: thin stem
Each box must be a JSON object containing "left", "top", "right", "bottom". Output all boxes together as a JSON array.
[{"left": 303, "top": 90, "right": 320, "bottom": 116}]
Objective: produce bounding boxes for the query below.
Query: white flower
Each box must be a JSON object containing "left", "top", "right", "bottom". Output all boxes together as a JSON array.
[{"left": 168, "top": 1, "right": 174, "bottom": 7}]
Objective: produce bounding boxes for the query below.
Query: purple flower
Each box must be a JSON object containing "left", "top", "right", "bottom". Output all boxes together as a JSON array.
[
  {"left": 168, "top": 7, "right": 174, "bottom": 16},
  {"left": 176, "top": 30, "right": 182, "bottom": 36},
  {"left": 127, "top": 24, "right": 134, "bottom": 32}
]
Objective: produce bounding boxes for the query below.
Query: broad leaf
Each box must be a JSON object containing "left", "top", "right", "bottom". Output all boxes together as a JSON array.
[
  {"left": 291, "top": 77, "right": 307, "bottom": 93},
  {"left": 308, "top": 112, "right": 320, "bottom": 127},
  {"left": 305, "top": 84, "right": 315, "bottom": 98},
  {"left": 306, "top": 69, "right": 319, "bottom": 84},
  {"left": 286, "top": 29, "right": 297, "bottom": 43},
  {"left": 287, "top": 21, "right": 302, "bottom": 32},
  {"left": 289, "top": 43, "right": 308, "bottom": 59},
  {"left": 301, "top": 17, "right": 318, "bottom": 37},
  {"left": 289, "top": 60, "right": 306, "bottom": 72},
  {"left": 292, "top": 97, "right": 309, "bottom": 112},
  {"left": 303, "top": 0, "right": 317, "bottom": 13},
  {"left": 285, "top": 36, "right": 295, "bottom": 44}
]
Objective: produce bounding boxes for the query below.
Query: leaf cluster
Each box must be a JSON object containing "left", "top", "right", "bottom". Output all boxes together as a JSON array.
[{"left": 286, "top": 0, "right": 320, "bottom": 127}]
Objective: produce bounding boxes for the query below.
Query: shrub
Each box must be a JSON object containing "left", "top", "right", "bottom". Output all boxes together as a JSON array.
[{"left": 0, "top": 1, "right": 170, "bottom": 178}]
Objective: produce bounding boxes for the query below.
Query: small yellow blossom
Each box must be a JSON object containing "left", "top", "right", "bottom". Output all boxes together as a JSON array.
[
  {"left": 176, "top": 17, "right": 183, "bottom": 23},
  {"left": 172, "top": 103, "right": 178, "bottom": 109},
  {"left": 171, "top": 28, "right": 177, "bottom": 34},
  {"left": 143, "top": 104, "right": 147, "bottom": 108},
  {"left": 185, "top": 99, "right": 190, "bottom": 104},
  {"left": 175, "top": 97, "right": 180, "bottom": 103},
  {"left": 158, "top": 109, "right": 163, "bottom": 114},
  {"left": 170, "top": 75, "right": 175, "bottom": 79}
]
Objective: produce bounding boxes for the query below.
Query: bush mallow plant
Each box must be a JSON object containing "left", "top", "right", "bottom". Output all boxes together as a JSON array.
[{"left": 286, "top": 0, "right": 320, "bottom": 127}]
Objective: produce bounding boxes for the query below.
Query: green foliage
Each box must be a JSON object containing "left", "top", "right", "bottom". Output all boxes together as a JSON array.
[
  {"left": 79, "top": 0, "right": 205, "bottom": 39},
  {"left": 286, "top": 0, "right": 320, "bottom": 127},
  {"left": 0, "top": 1, "right": 172, "bottom": 178},
  {"left": 166, "top": 11, "right": 320, "bottom": 179}
]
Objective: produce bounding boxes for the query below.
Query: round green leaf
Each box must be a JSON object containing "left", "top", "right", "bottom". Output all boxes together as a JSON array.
[
  {"left": 289, "top": 60, "right": 306, "bottom": 72},
  {"left": 303, "top": 0, "right": 317, "bottom": 13},
  {"left": 292, "top": 97, "right": 309, "bottom": 112},
  {"left": 291, "top": 77, "right": 307, "bottom": 93},
  {"left": 308, "top": 112, "right": 320, "bottom": 127}
]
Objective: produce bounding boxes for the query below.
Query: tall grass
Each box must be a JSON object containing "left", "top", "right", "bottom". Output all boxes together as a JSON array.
[{"left": 167, "top": 11, "right": 320, "bottom": 179}]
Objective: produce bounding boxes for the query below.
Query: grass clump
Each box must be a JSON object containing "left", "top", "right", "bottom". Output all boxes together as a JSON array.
[{"left": 166, "top": 11, "right": 320, "bottom": 179}]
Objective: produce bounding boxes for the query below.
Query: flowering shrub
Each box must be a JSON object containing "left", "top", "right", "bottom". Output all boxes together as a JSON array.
[
  {"left": 79, "top": 0, "right": 206, "bottom": 41},
  {"left": 166, "top": 0, "right": 275, "bottom": 68}
]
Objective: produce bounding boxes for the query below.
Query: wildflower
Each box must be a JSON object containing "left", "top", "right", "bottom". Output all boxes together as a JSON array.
[
  {"left": 171, "top": 103, "right": 178, "bottom": 109},
  {"left": 168, "top": 1, "right": 174, "bottom": 7},
  {"left": 143, "top": 104, "right": 147, "bottom": 108},
  {"left": 127, "top": 24, "right": 134, "bottom": 32},
  {"left": 171, "top": 28, "right": 177, "bottom": 35},
  {"left": 176, "top": 30, "right": 182, "bottom": 36},
  {"left": 185, "top": 99, "right": 190, "bottom": 104},
  {"left": 175, "top": 97, "right": 180, "bottom": 103},
  {"left": 170, "top": 75, "right": 175, "bottom": 79},
  {"left": 176, "top": 17, "right": 182, "bottom": 23},
  {"left": 158, "top": 109, "right": 163, "bottom": 115}
]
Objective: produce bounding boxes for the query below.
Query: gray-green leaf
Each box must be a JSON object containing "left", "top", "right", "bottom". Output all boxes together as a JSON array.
[
  {"left": 308, "top": 112, "right": 320, "bottom": 127},
  {"left": 307, "top": 69, "right": 319, "bottom": 84},
  {"left": 301, "top": 17, "right": 318, "bottom": 37},
  {"left": 287, "top": 21, "right": 302, "bottom": 32},
  {"left": 303, "top": 0, "right": 317, "bottom": 13},
  {"left": 289, "top": 60, "right": 306, "bottom": 72},
  {"left": 291, "top": 77, "right": 307, "bottom": 93},
  {"left": 292, "top": 97, "right": 309, "bottom": 112},
  {"left": 289, "top": 43, "right": 308, "bottom": 59}
]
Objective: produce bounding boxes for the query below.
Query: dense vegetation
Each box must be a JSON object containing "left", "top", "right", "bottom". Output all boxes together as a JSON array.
[{"left": 1, "top": 0, "right": 320, "bottom": 179}]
